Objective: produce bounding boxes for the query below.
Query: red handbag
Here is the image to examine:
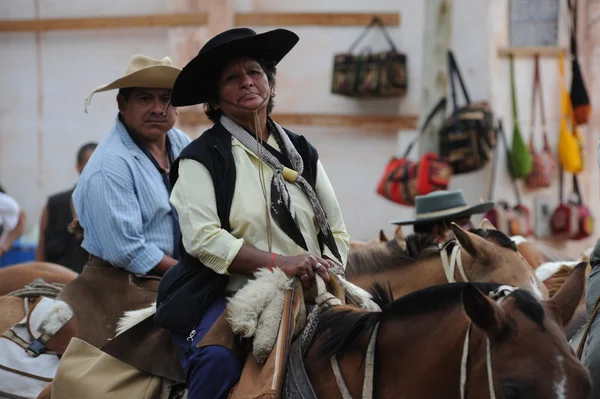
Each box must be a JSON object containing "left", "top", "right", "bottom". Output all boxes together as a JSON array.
[
  {"left": 551, "top": 169, "right": 593, "bottom": 239},
  {"left": 569, "top": 174, "right": 594, "bottom": 240},
  {"left": 525, "top": 55, "right": 555, "bottom": 189},
  {"left": 376, "top": 99, "right": 452, "bottom": 206},
  {"left": 483, "top": 202, "right": 515, "bottom": 234}
]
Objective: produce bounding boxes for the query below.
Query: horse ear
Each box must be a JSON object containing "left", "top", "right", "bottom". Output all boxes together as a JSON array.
[
  {"left": 462, "top": 284, "right": 506, "bottom": 334},
  {"left": 451, "top": 223, "right": 479, "bottom": 257},
  {"left": 379, "top": 229, "right": 389, "bottom": 242},
  {"left": 394, "top": 226, "right": 405, "bottom": 242},
  {"left": 479, "top": 218, "right": 497, "bottom": 230},
  {"left": 545, "top": 262, "right": 587, "bottom": 328}
]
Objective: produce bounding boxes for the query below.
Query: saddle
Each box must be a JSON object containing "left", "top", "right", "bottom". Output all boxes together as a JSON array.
[
  {"left": 57, "top": 258, "right": 160, "bottom": 348},
  {"left": 212, "top": 269, "right": 379, "bottom": 399},
  {"left": 0, "top": 295, "right": 76, "bottom": 399}
]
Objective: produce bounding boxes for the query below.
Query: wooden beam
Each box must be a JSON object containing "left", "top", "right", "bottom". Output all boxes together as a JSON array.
[
  {"left": 178, "top": 111, "right": 417, "bottom": 130},
  {"left": 235, "top": 12, "right": 400, "bottom": 27},
  {"left": 497, "top": 47, "right": 567, "bottom": 57},
  {"left": 0, "top": 12, "right": 399, "bottom": 32},
  {"left": 0, "top": 13, "right": 208, "bottom": 32}
]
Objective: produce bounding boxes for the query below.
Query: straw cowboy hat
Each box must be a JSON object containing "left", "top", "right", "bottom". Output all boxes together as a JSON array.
[
  {"left": 84, "top": 54, "right": 181, "bottom": 112},
  {"left": 390, "top": 190, "right": 494, "bottom": 225},
  {"left": 171, "top": 28, "right": 299, "bottom": 107}
]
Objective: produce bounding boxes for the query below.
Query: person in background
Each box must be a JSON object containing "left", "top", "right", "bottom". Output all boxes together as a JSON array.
[
  {"left": 0, "top": 184, "right": 26, "bottom": 257},
  {"left": 55, "top": 54, "right": 191, "bottom": 348},
  {"left": 35, "top": 142, "right": 97, "bottom": 272},
  {"left": 390, "top": 190, "right": 494, "bottom": 243}
]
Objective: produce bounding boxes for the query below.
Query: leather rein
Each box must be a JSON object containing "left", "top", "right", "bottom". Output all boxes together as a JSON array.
[{"left": 328, "top": 243, "right": 516, "bottom": 399}]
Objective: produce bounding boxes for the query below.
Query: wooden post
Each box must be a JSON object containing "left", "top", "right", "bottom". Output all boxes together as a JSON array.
[{"left": 418, "top": 0, "right": 453, "bottom": 155}]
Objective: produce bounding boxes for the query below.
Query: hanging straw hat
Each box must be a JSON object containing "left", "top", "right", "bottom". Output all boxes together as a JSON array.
[
  {"left": 84, "top": 54, "right": 181, "bottom": 112},
  {"left": 171, "top": 28, "right": 299, "bottom": 107},
  {"left": 390, "top": 190, "right": 494, "bottom": 225}
]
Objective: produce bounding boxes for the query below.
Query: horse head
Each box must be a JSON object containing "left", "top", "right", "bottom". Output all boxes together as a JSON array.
[
  {"left": 462, "top": 262, "right": 590, "bottom": 398},
  {"left": 450, "top": 221, "right": 549, "bottom": 300},
  {"left": 309, "top": 264, "right": 589, "bottom": 398}
]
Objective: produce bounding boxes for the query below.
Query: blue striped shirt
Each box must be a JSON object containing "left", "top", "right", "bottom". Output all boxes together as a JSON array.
[{"left": 73, "top": 116, "right": 191, "bottom": 274}]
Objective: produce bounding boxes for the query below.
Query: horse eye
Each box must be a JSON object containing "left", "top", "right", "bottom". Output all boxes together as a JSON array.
[{"left": 502, "top": 385, "right": 521, "bottom": 399}]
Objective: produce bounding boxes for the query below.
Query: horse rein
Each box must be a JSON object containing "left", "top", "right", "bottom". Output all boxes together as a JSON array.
[
  {"left": 312, "top": 273, "right": 378, "bottom": 399},
  {"left": 330, "top": 322, "right": 379, "bottom": 399},
  {"left": 440, "top": 243, "right": 469, "bottom": 283},
  {"left": 460, "top": 285, "right": 517, "bottom": 399}
]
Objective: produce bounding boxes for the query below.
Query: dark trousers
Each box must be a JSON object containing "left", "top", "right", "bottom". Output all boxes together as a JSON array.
[{"left": 171, "top": 297, "right": 242, "bottom": 399}]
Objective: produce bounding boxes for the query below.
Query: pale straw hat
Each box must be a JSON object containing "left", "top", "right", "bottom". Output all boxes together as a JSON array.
[{"left": 84, "top": 54, "right": 181, "bottom": 112}]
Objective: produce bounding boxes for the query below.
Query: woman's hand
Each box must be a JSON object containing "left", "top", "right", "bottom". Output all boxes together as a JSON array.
[
  {"left": 276, "top": 253, "right": 330, "bottom": 288},
  {"left": 323, "top": 259, "right": 345, "bottom": 278}
]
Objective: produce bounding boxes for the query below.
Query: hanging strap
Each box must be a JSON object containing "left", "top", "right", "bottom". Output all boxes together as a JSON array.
[
  {"left": 558, "top": 165, "right": 565, "bottom": 205},
  {"left": 572, "top": 174, "right": 583, "bottom": 205},
  {"left": 348, "top": 16, "right": 398, "bottom": 53},
  {"left": 448, "top": 50, "right": 472, "bottom": 109},
  {"left": 401, "top": 98, "right": 447, "bottom": 158},
  {"left": 497, "top": 119, "right": 523, "bottom": 205},
  {"left": 568, "top": 0, "right": 578, "bottom": 57},
  {"left": 509, "top": 55, "right": 519, "bottom": 125},
  {"left": 487, "top": 120, "right": 503, "bottom": 201},
  {"left": 529, "top": 55, "right": 551, "bottom": 152}
]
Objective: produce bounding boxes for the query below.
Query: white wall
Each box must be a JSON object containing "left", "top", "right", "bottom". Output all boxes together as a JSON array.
[{"left": 1, "top": 0, "right": 598, "bottom": 253}]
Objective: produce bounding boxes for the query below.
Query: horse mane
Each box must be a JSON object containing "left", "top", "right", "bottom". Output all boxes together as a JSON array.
[
  {"left": 345, "top": 233, "right": 439, "bottom": 279},
  {"left": 345, "top": 228, "right": 517, "bottom": 279},
  {"left": 545, "top": 265, "right": 578, "bottom": 298},
  {"left": 315, "top": 281, "right": 545, "bottom": 360},
  {"left": 469, "top": 228, "right": 517, "bottom": 252}
]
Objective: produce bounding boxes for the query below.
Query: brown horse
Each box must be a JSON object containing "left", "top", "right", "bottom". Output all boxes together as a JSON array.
[
  {"left": 0, "top": 262, "right": 77, "bottom": 296},
  {"left": 347, "top": 221, "right": 549, "bottom": 300},
  {"left": 306, "top": 263, "right": 590, "bottom": 398}
]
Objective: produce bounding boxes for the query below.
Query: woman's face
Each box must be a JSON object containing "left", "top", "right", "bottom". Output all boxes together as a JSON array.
[{"left": 215, "top": 56, "right": 271, "bottom": 118}]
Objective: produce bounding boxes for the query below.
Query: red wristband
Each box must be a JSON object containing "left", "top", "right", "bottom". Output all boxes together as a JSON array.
[{"left": 269, "top": 253, "right": 277, "bottom": 271}]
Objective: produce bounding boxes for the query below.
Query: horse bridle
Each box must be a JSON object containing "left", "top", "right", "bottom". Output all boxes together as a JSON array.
[
  {"left": 440, "top": 242, "right": 470, "bottom": 283},
  {"left": 460, "top": 285, "right": 517, "bottom": 399},
  {"left": 327, "top": 281, "right": 517, "bottom": 399}
]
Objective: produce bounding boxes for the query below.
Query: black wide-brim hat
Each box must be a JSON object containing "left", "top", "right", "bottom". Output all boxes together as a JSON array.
[
  {"left": 170, "top": 28, "right": 299, "bottom": 107},
  {"left": 390, "top": 190, "right": 494, "bottom": 226}
]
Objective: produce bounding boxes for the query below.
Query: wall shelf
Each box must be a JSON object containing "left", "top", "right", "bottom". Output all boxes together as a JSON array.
[
  {"left": 0, "top": 13, "right": 209, "bottom": 32},
  {"left": 0, "top": 12, "right": 399, "bottom": 32},
  {"left": 178, "top": 111, "right": 417, "bottom": 131},
  {"left": 235, "top": 12, "right": 400, "bottom": 27},
  {"left": 497, "top": 46, "right": 567, "bottom": 57}
]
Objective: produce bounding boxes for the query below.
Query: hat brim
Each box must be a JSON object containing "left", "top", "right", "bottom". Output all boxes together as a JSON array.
[
  {"left": 171, "top": 29, "right": 299, "bottom": 107},
  {"left": 390, "top": 201, "right": 495, "bottom": 226},
  {"left": 91, "top": 65, "right": 181, "bottom": 94}
]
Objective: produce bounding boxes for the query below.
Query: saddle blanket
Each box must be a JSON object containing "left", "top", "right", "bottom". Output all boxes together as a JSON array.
[{"left": 0, "top": 296, "right": 68, "bottom": 399}]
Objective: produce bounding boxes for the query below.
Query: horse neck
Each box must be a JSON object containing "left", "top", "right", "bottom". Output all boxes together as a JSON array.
[
  {"left": 349, "top": 255, "right": 450, "bottom": 298},
  {"left": 376, "top": 308, "right": 486, "bottom": 397}
]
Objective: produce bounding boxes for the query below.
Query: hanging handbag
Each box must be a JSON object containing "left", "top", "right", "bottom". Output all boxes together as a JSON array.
[
  {"left": 550, "top": 166, "right": 580, "bottom": 238},
  {"left": 331, "top": 17, "right": 407, "bottom": 98},
  {"left": 525, "top": 55, "right": 555, "bottom": 189},
  {"left": 568, "top": 0, "right": 591, "bottom": 125},
  {"left": 558, "top": 52, "right": 585, "bottom": 174},
  {"left": 508, "top": 55, "right": 533, "bottom": 179},
  {"left": 484, "top": 120, "right": 533, "bottom": 236},
  {"left": 439, "top": 51, "right": 496, "bottom": 175},
  {"left": 376, "top": 99, "right": 452, "bottom": 206},
  {"left": 568, "top": 174, "right": 594, "bottom": 240}
]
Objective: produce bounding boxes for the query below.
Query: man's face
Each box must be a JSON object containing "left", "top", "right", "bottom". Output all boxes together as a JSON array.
[{"left": 117, "top": 88, "right": 176, "bottom": 141}]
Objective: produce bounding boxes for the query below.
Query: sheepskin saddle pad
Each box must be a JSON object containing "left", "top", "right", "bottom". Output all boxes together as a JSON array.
[{"left": 226, "top": 268, "right": 380, "bottom": 364}]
